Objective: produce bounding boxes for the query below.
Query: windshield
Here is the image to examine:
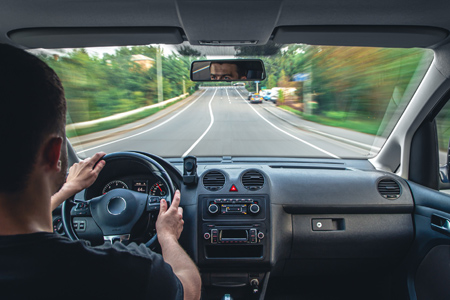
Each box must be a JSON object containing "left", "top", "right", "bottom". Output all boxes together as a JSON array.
[{"left": 31, "top": 43, "right": 433, "bottom": 160}]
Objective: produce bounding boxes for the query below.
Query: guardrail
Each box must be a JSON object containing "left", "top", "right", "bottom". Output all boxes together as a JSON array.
[{"left": 66, "top": 93, "right": 189, "bottom": 131}]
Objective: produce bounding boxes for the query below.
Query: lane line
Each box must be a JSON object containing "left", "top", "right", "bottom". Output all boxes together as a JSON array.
[
  {"left": 77, "top": 89, "right": 209, "bottom": 154},
  {"left": 233, "top": 88, "right": 340, "bottom": 159},
  {"left": 263, "top": 105, "right": 380, "bottom": 151},
  {"left": 226, "top": 88, "right": 231, "bottom": 104},
  {"left": 182, "top": 89, "right": 218, "bottom": 157}
]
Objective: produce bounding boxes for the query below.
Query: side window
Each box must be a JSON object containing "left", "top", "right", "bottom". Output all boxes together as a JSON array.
[{"left": 436, "top": 100, "right": 450, "bottom": 179}]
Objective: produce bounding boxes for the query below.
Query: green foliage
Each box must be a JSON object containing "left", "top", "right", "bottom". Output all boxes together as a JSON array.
[
  {"left": 267, "top": 75, "right": 277, "bottom": 89},
  {"left": 38, "top": 46, "right": 199, "bottom": 126},
  {"left": 324, "top": 111, "right": 349, "bottom": 120},
  {"left": 278, "top": 89, "right": 284, "bottom": 104},
  {"left": 259, "top": 45, "right": 432, "bottom": 136}
]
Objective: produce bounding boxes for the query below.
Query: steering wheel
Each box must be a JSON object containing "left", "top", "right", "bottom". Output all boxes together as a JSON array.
[{"left": 62, "top": 152, "right": 175, "bottom": 248}]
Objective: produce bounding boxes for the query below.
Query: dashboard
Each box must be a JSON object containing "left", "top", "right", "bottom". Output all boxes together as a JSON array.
[{"left": 53, "top": 154, "right": 416, "bottom": 299}]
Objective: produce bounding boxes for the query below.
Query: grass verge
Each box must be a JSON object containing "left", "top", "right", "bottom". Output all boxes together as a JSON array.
[{"left": 278, "top": 105, "right": 380, "bottom": 135}]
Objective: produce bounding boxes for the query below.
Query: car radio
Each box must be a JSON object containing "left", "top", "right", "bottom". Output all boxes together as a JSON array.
[
  {"left": 202, "top": 225, "right": 266, "bottom": 245},
  {"left": 199, "top": 195, "right": 269, "bottom": 263}
]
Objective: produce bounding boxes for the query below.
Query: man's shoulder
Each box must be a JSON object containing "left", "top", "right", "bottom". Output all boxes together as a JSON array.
[
  {"left": 0, "top": 232, "right": 161, "bottom": 265},
  {"left": 0, "top": 233, "right": 184, "bottom": 299},
  {"left": 93, "top": 240, "right": 161, "bottom": 261}
]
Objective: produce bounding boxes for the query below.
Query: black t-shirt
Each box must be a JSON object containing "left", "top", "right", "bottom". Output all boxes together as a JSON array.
[{"left": 0, "top": 232, "right": 183, "bottom": 300}]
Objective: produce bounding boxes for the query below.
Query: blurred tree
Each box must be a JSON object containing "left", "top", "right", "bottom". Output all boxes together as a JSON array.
[{"left": 177, "top": 45, "right": 202, "bottom": 57}]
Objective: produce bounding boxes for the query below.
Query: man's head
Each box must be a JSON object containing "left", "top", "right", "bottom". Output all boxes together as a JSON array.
[
  {"left": 0, "top": 44, "right": 67, "bottom": 194},
  {"left": 210, "top": 62, "right": 247, "bottom": 81}
]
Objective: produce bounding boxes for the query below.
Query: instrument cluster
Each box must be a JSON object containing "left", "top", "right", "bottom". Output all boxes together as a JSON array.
[{"left": 101, "top": 176, "right": 169, "bottom": 197}]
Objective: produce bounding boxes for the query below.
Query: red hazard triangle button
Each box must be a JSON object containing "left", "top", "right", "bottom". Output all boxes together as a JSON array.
[{"left": 229, "top": 184, "right": 238, "bottom": 192}]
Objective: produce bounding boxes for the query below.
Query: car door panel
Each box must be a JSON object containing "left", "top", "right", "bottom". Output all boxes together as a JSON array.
[{"left": 406, "top": 181, "right": 450, "bottom": 300}]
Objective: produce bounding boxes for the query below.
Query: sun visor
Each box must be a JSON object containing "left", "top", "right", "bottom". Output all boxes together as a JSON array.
[
  {"left": 8, "top": 27, "right": 184, "bottom": 48},
  {"left": 273, "top": 26, "right": 448, "bottom": 48}
]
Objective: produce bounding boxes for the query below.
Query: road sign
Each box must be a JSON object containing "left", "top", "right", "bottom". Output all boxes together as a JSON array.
[{"left": 292, "top": 73, "right": 310, "bottom": 82}]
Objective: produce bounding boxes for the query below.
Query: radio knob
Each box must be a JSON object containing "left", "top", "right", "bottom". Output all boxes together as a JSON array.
[
  {"left": 208, "top": 204, "right": 219, "bottom": 214},
  {"left": 204, "top": 232, "right": 211, "bottom": 240},
  {"left": 257, "top": 232, "right": 265, "bottom": 239},
  {"left": 249, "top": 204, "right": 260, "bottom": 214}
]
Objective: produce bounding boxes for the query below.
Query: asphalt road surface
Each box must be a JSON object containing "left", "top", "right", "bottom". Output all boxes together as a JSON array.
[{"left": 75, "top": 87, "right": 372, "bottom": 159}]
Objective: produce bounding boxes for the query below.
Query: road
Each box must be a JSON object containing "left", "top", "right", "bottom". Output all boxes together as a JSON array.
[{"left": 74, "top": 87, "right": 372, "bottom": 159}]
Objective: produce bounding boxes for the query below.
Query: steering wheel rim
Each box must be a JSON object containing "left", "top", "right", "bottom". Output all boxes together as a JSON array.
[{"left": 62, "top": 151, "right": 175, "bottom": 248}]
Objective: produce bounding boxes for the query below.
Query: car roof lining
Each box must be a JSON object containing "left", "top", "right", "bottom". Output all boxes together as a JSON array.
[{"left": 3, "top": 0, "right": 450, "bottom": 50}]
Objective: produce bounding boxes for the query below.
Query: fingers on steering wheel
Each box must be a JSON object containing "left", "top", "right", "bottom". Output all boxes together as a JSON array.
[
  {"left": 91, "top": 152, "right": 107, "bottom": 171},
  {"left": 90, "top": 152, "right": 106, "bottom": 164},
  {"left": 159, "top": 199, "right": 168, "bottom": 215},
  {"left": 93, "top": 160, "right": 106, "bottom": 175},
  {"left": 171, "top": 190, "right": 181, "bottom": 209}
]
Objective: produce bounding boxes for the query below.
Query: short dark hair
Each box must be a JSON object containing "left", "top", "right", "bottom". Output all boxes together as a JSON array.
[
  {"left": 232, "top": 62, "right": 247, "bottom": 78},
  {"left": 0, "top": 44, "right": 66, "bottom": 192}
]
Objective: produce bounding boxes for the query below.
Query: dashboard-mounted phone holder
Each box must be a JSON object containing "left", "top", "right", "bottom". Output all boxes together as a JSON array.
[{"left": 183, "top": 156, "right": 198, "bottom": 185}]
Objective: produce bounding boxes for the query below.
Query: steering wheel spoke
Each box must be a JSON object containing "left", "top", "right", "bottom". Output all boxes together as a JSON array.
[
  {"left": 104, "top": 234, "right": 131, "bottom": 244},
  {"left": 147, "top": 196, "right": 169, "bottom": 212},
  {"left": 70, "top": 201, "right": 92, "bottom": 217}
]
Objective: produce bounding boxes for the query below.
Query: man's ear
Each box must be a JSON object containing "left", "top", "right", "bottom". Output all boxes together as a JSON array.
[{"left": 42, "top": 136, "right": 63, "bottom": 171}]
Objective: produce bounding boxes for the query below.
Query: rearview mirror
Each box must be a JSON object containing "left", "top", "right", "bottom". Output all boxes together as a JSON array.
[{"left": 190, "top": 59, "right": 265, "bottom": 82}]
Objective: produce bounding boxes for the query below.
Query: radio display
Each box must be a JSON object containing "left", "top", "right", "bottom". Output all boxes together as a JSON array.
[{"left": 220, "top": 229, "right": 248, "bottom": 240}]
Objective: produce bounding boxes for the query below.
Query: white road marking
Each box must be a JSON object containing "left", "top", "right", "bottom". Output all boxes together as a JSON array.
[
  {"left": 77, "top": 90, "right": 208, "bottom": 154},
  {"left": 233, "top": 88, "right": 340, "bottom": 159},
  {"left": 226, "top": 88, "right": 232, "bottom": 104},
  {"left": 182, "top": 89, "right": 218, "bottom": 157}
]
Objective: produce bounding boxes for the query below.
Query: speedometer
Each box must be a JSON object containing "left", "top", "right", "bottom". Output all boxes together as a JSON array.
[
  {"left": 150, "top": 181, "right": 167, "bottom": 196},
  {"left": 102, "top": 180, "right": 128, "bottom": 194}
]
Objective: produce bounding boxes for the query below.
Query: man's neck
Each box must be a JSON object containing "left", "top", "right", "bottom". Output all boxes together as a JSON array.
[{"left": 0, "top": 184, "right": 53, "bottom": 235}]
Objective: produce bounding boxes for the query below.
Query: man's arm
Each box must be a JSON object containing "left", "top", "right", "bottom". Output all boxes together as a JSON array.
[
  {"left": 156, "top": 190, "right": 202, "bottom": 300},
  {"left": 51, "top": 152, "right": 106, "bottom": 211}
]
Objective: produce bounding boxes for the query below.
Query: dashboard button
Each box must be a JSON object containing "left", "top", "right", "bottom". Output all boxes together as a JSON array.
[
  {"left": 208, "top": 204, "right": 219, "bottom": 214},
  {"left": 249, "top": 204, "right": 260, "bottom": 214},
  {"left": 211, "top": 229, "right": 218, "bottom": 243},
  {"left": 249, "top": 228, "right": 257, "bottom": 243}
]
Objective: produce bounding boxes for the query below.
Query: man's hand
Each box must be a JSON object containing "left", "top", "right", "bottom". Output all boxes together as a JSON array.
[
  {"left": 65, "top": 152, "right": 106, "bottom": 193},
  {"left": 155, "top": 190, "right": 202, "bottom": 300},
  {"left": 156, "top": 190, "right": 184, "bottom": 243},
  {"left": 51, "top": 152, "right": 106, "bottom": 211}
]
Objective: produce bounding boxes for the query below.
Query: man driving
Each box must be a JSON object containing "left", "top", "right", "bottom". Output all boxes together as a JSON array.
[
  {"left": 210, "top": 61, "right": 248, "bottom": 80},
  {"left": 0, "top": 44, "right": 201, "bottom": 300}
]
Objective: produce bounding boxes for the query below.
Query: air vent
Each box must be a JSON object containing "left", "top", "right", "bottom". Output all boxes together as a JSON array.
[
  {"left": 378, "top": 179, "right": 401, "bottom": 200},
  {"left": 242, "top": 170, "right": 265, "bottom": 191},
  {"left": 203, "top": 171, "right": 225, "bottom": 191}
]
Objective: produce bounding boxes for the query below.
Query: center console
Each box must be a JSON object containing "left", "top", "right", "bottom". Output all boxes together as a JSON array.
[{"left": 198, "top": 194, "right": 270, "bottom": 299}]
